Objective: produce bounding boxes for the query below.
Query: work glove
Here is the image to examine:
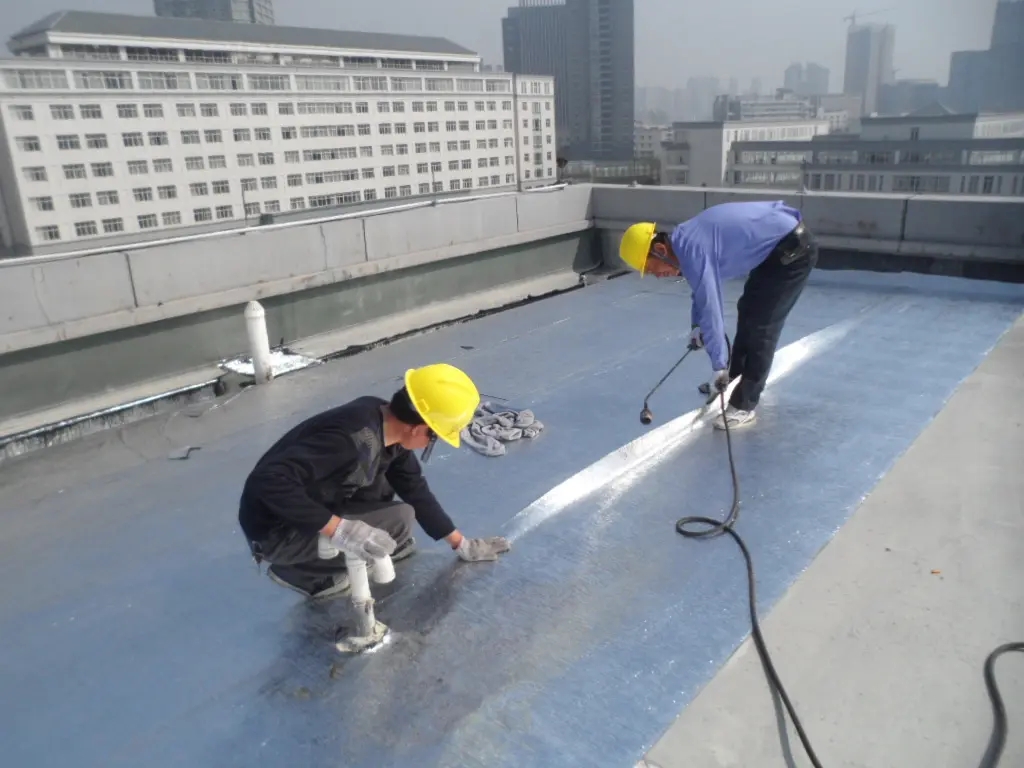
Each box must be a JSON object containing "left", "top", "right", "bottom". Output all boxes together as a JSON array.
[
  {"left": 328, "top": 518, "right": 397, "bottom": 561},
  {"left": 688, "top": 326, "right": 704, "bottom": 351},
  {"left": 456, "top": 536, "right": 511, "bottom": 562}
]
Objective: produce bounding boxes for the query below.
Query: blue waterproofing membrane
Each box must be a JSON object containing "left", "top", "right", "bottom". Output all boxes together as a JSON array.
[{"left": 1, "top": 272, "right": 1022, "bottom": 767}]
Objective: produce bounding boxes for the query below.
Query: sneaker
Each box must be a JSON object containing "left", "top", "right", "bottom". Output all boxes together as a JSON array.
[
  {"left": 391, "top": 536, "right": 417, "bottom": 563},
  {"left": 267, "top": 565, "right": 351, "bottom": 602},
  {"left": 712, "top": 405, "right": 757, "bottom": 431}
]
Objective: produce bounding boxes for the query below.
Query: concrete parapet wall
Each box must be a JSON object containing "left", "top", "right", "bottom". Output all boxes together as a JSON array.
[
  {"left": 591, "top": 185, "right": 1024, "bottom": 270},
  {"left": 0, "top": 185, "right": 593, "bottom": 357}
]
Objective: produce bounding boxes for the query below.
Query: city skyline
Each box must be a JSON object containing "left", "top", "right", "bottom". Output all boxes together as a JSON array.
[{"left": 0, "top": 0, "right": 1000, "bottom": 92}]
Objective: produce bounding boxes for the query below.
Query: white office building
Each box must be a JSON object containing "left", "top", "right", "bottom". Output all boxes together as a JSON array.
[
  {"left": 660, "top": 118, "right": 830, "bottom": 187},
  {"left": 0, "top": 11, "right": 557, "bottom": 254},
  {"left": 633, "top": 123, "right": 670, "bottom": 158},
  {"left": 726, "top": 106, "right": 1024, "bottom": 194}
]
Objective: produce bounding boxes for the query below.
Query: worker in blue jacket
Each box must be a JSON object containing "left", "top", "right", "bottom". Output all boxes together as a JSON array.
[{"left": 619, "top": 201, "right": 818, "bottom": 429}]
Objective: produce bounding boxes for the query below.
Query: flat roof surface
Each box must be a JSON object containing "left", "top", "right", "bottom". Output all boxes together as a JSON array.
[
  {"left": 11, "top": 10, "right": 476, "bottom": 56},
  {"left": 1, "top": 270, "right": 1022, "bottom": 767}
]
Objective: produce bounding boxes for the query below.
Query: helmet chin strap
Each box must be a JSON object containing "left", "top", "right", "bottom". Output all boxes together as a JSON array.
[{"left": 420, "top": 431, "right": 438, "bottom": 463}]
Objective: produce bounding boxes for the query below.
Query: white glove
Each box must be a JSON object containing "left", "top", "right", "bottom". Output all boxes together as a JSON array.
[
  {"left": 328, "top": 518, "right": 397, "bottom": 561},
  {"left": 688, "top": 326, "right": 704, "bottom": 351},
  {"left": 318, "top": 534, "right": 341, "bottom": 559},
  {"left": 456, "top": 536, "right": 511, "bottom": 562},
  {"left": 710, "top": 369, "right": 730, "bottom": 393}
]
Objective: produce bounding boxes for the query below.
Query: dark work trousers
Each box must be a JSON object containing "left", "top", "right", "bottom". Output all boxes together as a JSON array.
[
  {"left": 255, "top": 501, "right": 415, "bottom": 595},
  {"left": 727, "top": 225, "right": 818, "bottom": 412}
]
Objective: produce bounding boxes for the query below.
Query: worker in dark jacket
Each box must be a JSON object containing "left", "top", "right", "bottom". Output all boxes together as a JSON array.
[
  {"left": 618, "top": 201, "right": 818, "bottom": 429},
  {"left": 239, "top": 363, "right": 510, "bottom": 601}
]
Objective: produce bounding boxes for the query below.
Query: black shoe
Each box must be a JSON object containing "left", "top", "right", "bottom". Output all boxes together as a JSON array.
[{"left": 391, "top": 537, "right": 417, "bottom": 562}]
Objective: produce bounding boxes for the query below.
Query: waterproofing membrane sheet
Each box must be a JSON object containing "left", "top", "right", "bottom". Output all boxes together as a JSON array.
[{"left": 1, "top": 271, "right": 1022, "bottom": 768}]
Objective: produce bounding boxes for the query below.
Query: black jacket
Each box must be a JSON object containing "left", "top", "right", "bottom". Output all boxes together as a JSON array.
[{"left": 238, "top": 396, "right": 456, "bottom": 543}]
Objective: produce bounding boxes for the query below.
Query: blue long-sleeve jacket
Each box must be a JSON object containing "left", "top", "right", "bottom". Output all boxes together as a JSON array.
[{"left": 670, "top": 201, "right": 802, "bottom": 371}]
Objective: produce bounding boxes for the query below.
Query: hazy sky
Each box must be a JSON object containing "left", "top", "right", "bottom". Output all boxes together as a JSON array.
[{"left": 0, "top": 0, "right": 1000, "bottom": 90}]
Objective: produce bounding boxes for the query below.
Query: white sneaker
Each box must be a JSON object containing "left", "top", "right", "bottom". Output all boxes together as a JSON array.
[{"left": 712, "top": 405, "right": 756, "bottom": 430}]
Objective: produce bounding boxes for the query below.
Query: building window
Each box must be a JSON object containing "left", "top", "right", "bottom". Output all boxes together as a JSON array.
[
  {"left": 212, "top": 180, "right": 230, "bottom": 194},
  {"left": 290, "top": 197, "right": 306, "bottom": 210},
  {"left": 258, "top": 153, "right": 275, "bottom": 165},
  {"left": 123, "top": 132, "right": 144, "bottom": 148},
  {"left": 138, "top": 214, "right": 159, "bottom": 229},
  {"left": 181, "top": 130, "right": 200, "bottom": 144},
  {"left": 264, "top": 201, "right": 281, "bottom": 213},
  {"left": 190, "top": 182, "right": 209, "bottom": 196},
  {"left": 244, "top": 202, "right": 261, "bottom": 216},
  {"left": 261, "top": 176, "right": 278, "bottom": 190},
  {"left": 31, "top": 196, "right": 54, "bottom": 211},
  {"left": 117, "top": 104, "right": 139, "bottom": 119},
  {"left": 241, "top": 178, "right": 258, "bottom": 192},
  {"left": 158, "top": 185, "right": 177, "bottom": 200},
  {"left": 237, "top": 153, "right": 256, "bottom": 167},
  {"left": 282, "top": 127, "right": 297, "bottom": 140},
  {"left": 92, "top": 162, "right": 115, "bottom": 177},
  {"left": 230, "top": 103, "right": 247, "bottom": 116},
  {"left": 177, "top": 104, "right": 196, "bottom": 117},
  {"left": 80, "top": 104, "right": 102, "bottom": 119},
  {"left": 97, "top": 191, "right": 119, "bottom": 205},
  {"left": 185, "top": 157, "right": 205, "bottom": 170},
  {"left": 216, "top": 205, "right": 234, "bottom": 220},
  {"left": 400, "top": 185, "right": 412, "bottom": 197},
  {"left": 209, "top": 155, "right": 227, "bottom": 169},
  {"left": 194, "top": 208, "right": 213, "bottom": 222},
  {"left": 143, "top": 104, "right": 164, "bottom": 118},
  {"left": 149, "top": 132, "right": 169, "bottom": 146},
  {"left": 154, "top": 158, "right": 173, "bottom": 173},
  {"left": 204, "top": 129, "right": 223, "bottom": 143},
  {"left": 364, "top": 189, "right": 378, "bottom": 201},
  {"left": 200, "top": 103, "right": 219, "bottom": 117},
  {"left": 279, "top": 102, "right": 295, "bottom": 115},
  {"left": 255, "top": 128, "right": 272, "bottom": 141},
  {"left": 50, "top": 105, "right": 75, "bottom": 120},
  {"left": 252, "top": 103, "right": 269, "bottom": 115},
  {"left": 64, "top": 164, "right": 87, "bottom": 179},
  {"left": 57, "top": 135, "right": 81, "bottom": 150},
  {"left": 287, "top": 174, "right": 303, "bottom": 187},
  {"left": 16, "top": 136, "right": 41, "bottom": 152},
  {"left": 102, "top": 218, "right": 124, "bottom": 234},
  {"left": 36, "top": 225, "right": 61, "bottom": 241},
  {"left": 69, "top": 193, "right": 92, "bottom": 208},
  {"left": 285, "top": 151, "right": 300, "bottom": 163},
  {"left": 162, "top": 211, "right": 182, "bottom": 226},
  {"left": 85, "top": 134, "right": 108, "bottom": 149},
  {"left": 10, "top": 105, "right": 34, "bottom": 120},
  {"left": 134, "top": 187, "right": 154, "bottom": 202}
]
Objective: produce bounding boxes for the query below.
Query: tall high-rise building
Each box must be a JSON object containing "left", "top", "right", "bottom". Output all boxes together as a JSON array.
[
  {"left": 783, "top": 62, "right": 830, "bottom": 97},
  {"left": 843, "top": 23, "right": 895, "bottom": 114},
  {"left": 502, "top": 0, "right": 634, "bottom": 160},
  {"left": 947, "top": 0, "right": 1024, "bottom": 112},
  {"left": 991, "top": 0, "right": 1024, "bottom": 48},
  {"left": 154, "top": 0, "right": 275, "bottom": 25},
  {"left": 804, "top": 64, "right": 830, "bottom": 96}
]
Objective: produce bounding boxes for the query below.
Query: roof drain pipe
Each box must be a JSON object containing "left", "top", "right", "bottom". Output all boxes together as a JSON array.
[{"left": 335, "top": 552, "right": 394, "bottom": 654}]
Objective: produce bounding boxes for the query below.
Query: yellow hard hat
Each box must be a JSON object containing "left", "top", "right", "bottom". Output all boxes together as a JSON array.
[
  {"left": 619, "top": 222, "right": 657, "bottom": 276},
  {"left": 404, "top": 363, "right": 481, "bottom": 448}
]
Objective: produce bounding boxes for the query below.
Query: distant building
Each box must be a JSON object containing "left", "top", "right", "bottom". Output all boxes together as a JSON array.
[
  {"left": 633, "top": 123, "right": 671, "bottom": 158},
  {"left": 947, "top": 0, "right": 1024, "bottom": 113},
  {"left": 813, "top": 93, "right": 864, "bottom": 133},
  {"left": 660, "top": 118, "right": 830, "bottom": 187},
  {"left": 502, "top": 0, "right": 635, "bottom": 160},
  {"left": 783, "top": 62, "right": 830, "bottom": 97},
  {"left": 878, "top": 79, "right": 942, "bottom": 115},
  {"left": 154, "top": 0, "right": 275, "bottom": 25},
  {"left": 843, "top": 23, "right": 895, "bottom": 114},
  {"left": 713, "top": 90, "right": 819, "bottom": 123},
  {"left": 0, "top": 11, "right": 557, "bottom": 254},
  {"left": 727, "top": 104, "right": 1024, "bottom": 195}
]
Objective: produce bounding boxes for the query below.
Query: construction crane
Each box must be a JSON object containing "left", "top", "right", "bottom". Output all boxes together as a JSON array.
[{"left": 844, "top": 8, "right": 891, "bottom": 28}]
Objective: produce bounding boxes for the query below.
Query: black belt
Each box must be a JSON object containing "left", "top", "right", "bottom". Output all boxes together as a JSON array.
[{"left": 775, "top": 221, "right": 812, "bottom": 265}]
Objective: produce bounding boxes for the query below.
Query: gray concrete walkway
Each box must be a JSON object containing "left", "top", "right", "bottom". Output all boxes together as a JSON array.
[{"left": 644, "top": 315, "right": 1024, "bottom": 768}]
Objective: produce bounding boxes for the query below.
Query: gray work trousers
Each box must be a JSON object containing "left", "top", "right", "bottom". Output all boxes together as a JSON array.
[{"left": 257, "top": 501, "right": 414, "bottom": 595}]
